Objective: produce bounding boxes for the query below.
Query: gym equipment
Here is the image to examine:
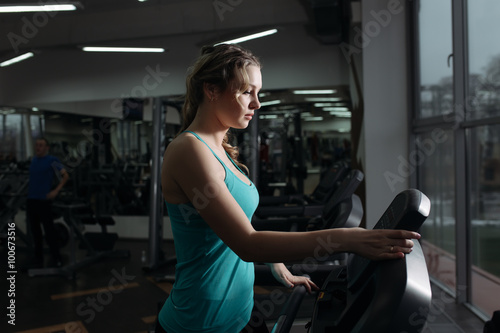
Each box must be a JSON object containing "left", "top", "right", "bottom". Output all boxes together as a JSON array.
[
  {"left": 28, "top": 202, "right": 130, "bottom": 279},
  {"left": 254, "top": 169, "right": 363, "bottom": 219},
  {"left": 307, "top": 194, "right": 363, "bottom": 232},
  {"left": 252, "top": 169, "right": 364, "bottom": 234},
  {"left": 0, "top": 164, "right": 32, "bottom": 250},
  {"left": 291, "top": 189, "right": 432, "bottom": 333},
  {"left": 258, "top": 112, "right": 308, "bottom": 197},
  {"left": 258, "top": 160, "right": 349, "bottom": 207},
  {"left": 256, "top": 189, "right": 431, "bottom": 333},
  {"left": 484, "top": 310, "right": 500, "bottom": 333},
  {"left": 270, "top": 276, "right": 310, "bottom": 333}
]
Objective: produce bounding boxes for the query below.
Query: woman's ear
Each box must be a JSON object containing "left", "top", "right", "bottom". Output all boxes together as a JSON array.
[{"left": 203, "top": 83, "right": 219, "bottom": 102}]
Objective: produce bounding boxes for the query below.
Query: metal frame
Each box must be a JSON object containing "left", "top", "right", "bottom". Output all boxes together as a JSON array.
[
  {"left": 147, "top": 97, "right": 164, "bottom": 270},
  {"left": 451, "top": 0, "right": 469, "bottom": 305}
]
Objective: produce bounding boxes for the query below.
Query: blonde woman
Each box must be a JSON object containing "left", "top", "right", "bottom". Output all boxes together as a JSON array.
[{"left": 157, "top": 44, "right": 420, "bottom": 333}]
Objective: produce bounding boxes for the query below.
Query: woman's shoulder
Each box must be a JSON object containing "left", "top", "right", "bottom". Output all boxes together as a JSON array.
[
  {"left": 165, "top": 132, "right": 205, "bottom": 159},
  {"left": 163, "top": 132, "right": 220, "bottom": 173},
  {"left": 161, "top": 132, "right": 225, "bottom": 202}
]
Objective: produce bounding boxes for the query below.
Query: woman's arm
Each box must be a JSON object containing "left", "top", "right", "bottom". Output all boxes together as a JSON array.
[{"left": 162, "top": 136, "right": 420, "bottom": 264}]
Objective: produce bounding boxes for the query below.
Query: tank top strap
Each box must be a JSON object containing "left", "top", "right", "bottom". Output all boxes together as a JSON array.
[{"left": 183, "top": 131, "right": 227, "bottom": 169}]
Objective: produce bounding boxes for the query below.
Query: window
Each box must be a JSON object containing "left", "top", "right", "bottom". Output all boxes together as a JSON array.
[
  {"left": 417, "top": 0, "right": 453, "bottom": 118},
  {"left": 418, "top": 130, "right": 456, "bottom": 289},
  {"left": 414, "top": 0, "right": 500, "bottom": 317}
]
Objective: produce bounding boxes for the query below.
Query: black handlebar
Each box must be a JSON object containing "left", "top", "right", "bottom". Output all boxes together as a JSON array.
[{"left": 270, "top": 275, "right": 310, "bottom": 333}]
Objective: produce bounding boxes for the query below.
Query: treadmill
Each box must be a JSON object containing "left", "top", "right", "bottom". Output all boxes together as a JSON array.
[{"left": 269, "top": 189, "right": 433, "bottom": 333}]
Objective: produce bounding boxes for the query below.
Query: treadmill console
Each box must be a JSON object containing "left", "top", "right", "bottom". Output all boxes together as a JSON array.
[
  {"left": 310, "top": 189, "right": 432, "bottom": 333},
  {"left": 348, "top": 189, "right": 430, "bottom": 291}
]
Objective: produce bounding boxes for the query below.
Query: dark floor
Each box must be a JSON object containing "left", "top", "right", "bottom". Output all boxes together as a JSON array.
[{"left": 0, "top": 238, "right": 488, "bottom": 333}]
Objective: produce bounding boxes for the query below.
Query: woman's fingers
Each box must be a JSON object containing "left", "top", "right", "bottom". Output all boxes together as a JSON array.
[
  {"left": 385, "top": 229, "right": 421, "bottom": 240},
  {"left": 388, "top": 238, "right": 414, "bottom": 250},
  {"left": 352, "top": 228, "right": 422, "bottom": 260},
  {"left": 289, "top": 275, "right": 319, "bottom": 293}
]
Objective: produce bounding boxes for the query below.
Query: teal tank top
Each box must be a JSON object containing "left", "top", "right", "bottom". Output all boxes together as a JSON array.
[{"left": 158, "top": 131, "right": 260, "bottom": 333}]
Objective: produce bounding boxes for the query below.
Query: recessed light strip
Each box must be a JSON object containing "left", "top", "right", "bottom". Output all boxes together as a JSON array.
[
  {"left": 330, "top": 111, "right": 351, "bottom": 117},
  {"left": 0, "top": 52, "right": 34, "bottom": 67},
  {"left": 82, "top": 47, "right": 165, "bottom": 53},
  {"left": 293, "top": 89, "right": 336, "bottom": 94},
  {"left": 322, "top": 107, "right": 350, "bottom": 112},
  {"left": 214, "top": 29, "right": 278, "bottom": 46},
  {"left": 0, "top": 4, "right": 78, "bottom": 13},
  {"left": 260, "top": 100, "right": 281, "bottom": 107},
  {"left": 305, "top": 97, "right": 343, "bottom": 102},
  {"left": 304, "top": 116, "right": 324, "bottom": 121}
]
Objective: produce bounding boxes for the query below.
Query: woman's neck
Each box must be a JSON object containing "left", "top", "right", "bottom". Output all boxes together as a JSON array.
[{"left": 186, "top": 105, "right": 228, "bottom": 148}]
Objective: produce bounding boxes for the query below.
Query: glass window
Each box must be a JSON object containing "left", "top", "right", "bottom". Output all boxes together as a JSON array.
[
  {"left": 467, "top": 0, "right": 500, "bottom": 120},
  {"left": 418, "top": 0, "right": 453, "bottom": 118},
  {"left": 418, "top": 129, "right": 456, "bottom": 289},
  {"left": 30, "top": 114, "right": 43, "bottom": 140},
  {"left": 1, "top": 114, "right": 23, "bottom": 163},
  {"left": 468, "top": 124, "right": 500, "bottom": 315}
]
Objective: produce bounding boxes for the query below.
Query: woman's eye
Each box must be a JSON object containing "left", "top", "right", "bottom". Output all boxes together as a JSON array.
[{"left": 244, "top": 91, "right": 251, "bottom": 94}]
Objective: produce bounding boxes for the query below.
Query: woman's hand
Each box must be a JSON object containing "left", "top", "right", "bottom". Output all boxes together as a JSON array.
[
  {"left": 269, "top": 263, "right": 319, "bottom": 293},
  {"left": 346, "top": 227, "right": 421, "bottom": 260}
]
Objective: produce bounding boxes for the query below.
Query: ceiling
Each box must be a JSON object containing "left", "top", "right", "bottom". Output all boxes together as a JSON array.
[
  {"left": 0, "top": 0, "right": 325, "bottom": 55},
  {"left": 0, "top": 0, "right": 354, "bottom": 120}
]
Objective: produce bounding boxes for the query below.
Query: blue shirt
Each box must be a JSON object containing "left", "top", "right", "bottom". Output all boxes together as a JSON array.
[
  {"left": 28, "top": 154, "right": 64, "bottom": 200},
  {"left": 158, "top": 131, "right": 260, "bottom": 333}
]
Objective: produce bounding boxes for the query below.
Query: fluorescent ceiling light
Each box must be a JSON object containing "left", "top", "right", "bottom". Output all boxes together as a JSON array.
[
  {"left": 0, "top": 4, "right": 78, "bottom": 13},
  {"left": 305, "top": 97, "right": 342, "bottom": 102},
  {"left": 214, "top": 29, "right": 278, "bottom": 46},
  {"left": 259, "top": 114, "right": 279, "bottom": 120},
  {"left": 304, "top": 116, "right": 324, "bottom": 121},
  {"left": 0, "top": 52, "right": 34, "bottom": 67},
  {"left": 0, "top": 108, "right": 16, "bottom": 114},
  {"left": 322, "top": 107, "right": 350, "bottom": 112},
  {"left": 330, "top": 111, "right": 351, "bottom": 117},
  {"left": 293, "top": 89, "right": 336, "bottom": 94},
  {"left": 82, "top": 47, "right": 165, "bottom": 53},
  {"left": 314, "top": 103, "right": 346, "bottom": 107},
  {"left": 260, "top": 100, "right": 281, "bottom": 107}
]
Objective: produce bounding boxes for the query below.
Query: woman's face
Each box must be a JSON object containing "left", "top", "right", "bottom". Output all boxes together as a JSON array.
[{"left": 215, "top": 65, "right": 262, "bottom": 129}]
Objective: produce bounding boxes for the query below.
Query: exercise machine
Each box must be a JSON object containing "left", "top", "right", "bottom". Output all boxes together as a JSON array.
[
  {"left": 258, "top": 160, "right": 349, "bottom": 207},
  {"left": 254, "top": 169, "right": 363, "bottom": 220},
  {"left": 0, "top": 164, "right": 32, "bottom": 250},
  {"left": 269, "top": 189, "right": 432, "bottom": 333},
  {"left": 28, "top": 202, "right": 130, "bottom": 279}
]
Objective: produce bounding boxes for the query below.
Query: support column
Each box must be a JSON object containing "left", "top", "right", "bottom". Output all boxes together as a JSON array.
[{"left": 147, "top": 97, "right": 164, "bottom": 269}]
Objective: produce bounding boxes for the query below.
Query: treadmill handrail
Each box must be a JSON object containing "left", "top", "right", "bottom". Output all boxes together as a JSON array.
[{"left": 270, "top": 275, "right": 310, "bottom": 333}]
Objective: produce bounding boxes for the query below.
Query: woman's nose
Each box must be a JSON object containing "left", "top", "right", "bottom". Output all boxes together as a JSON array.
[{"left": 250, "top": 97, "right": 260, "bottom": 110}]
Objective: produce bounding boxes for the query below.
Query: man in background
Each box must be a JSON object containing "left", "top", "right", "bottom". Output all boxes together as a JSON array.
[{"left": 27, "top": 137, "right": 69, "bottom": 268}]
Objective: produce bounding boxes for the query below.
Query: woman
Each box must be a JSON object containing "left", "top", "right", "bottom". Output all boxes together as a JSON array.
[{"left": 157, "top": 44, "right": 420, "bottom": 332}]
